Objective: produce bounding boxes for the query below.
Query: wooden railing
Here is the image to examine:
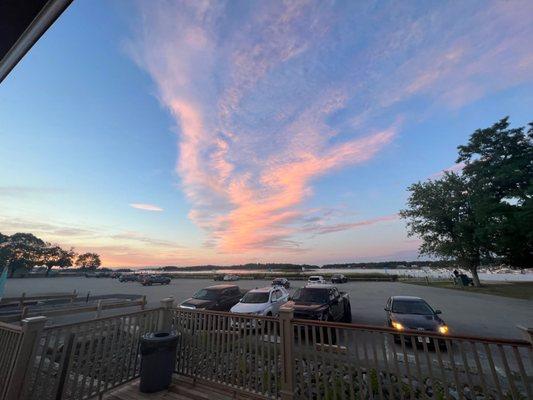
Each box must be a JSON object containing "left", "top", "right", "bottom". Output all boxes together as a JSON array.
[
  {"left": 173, "top": 308, "right": 283, "bottom": 399},
  {"left": 1, "top": 301, "right": 531, "bottom": 400},
  {"left": 291, "top": 319, "right": 532, "bottom": 400},
  {"left": 0, "top": 295, "right": 147, "bottom": 323},
  {"left": 0, "top": 322, "right": 23, "bottom": 399}
]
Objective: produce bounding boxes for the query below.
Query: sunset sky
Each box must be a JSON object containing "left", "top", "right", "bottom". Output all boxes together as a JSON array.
[{"left": 1, "top": 1, "right": 532, "bottom": 267}]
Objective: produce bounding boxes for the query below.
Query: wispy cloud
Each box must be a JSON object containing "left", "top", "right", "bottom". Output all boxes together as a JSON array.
[
  {"left": 110, "top": 232, "right": 182, "bottom": 248},
  {"left": 0, "top": 186, "right": 60, "bottom": 197},
  {"left": 129, "top": 203, "right": 163, "bottom": 212},
  {"left": 303, "top": 214, "right": 399, "bottom": 236}
]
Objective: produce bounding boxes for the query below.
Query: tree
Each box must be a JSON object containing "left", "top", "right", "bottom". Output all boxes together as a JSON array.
[
  {"left": 401, "top": 118, "right": 533, "bottom": 286},
  {"left": 76, "top": 252, "right": 101, "bottom": 270},
  {"left": 400, "top": 173, "right": 485, "bottom": 286},
  {"left": 40, "top": 245, "right": 76, "bottom": 276},
  {"left": 457, "top": 117, "right": 533, "bottom": 267},
  {"left": 0, "top": 233, "right": 47, "bottom": 277}
]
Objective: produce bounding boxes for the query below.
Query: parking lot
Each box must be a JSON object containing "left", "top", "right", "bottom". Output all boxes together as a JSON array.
[{"left": 4, "top": 276, "right": 532, "bottom": 339}]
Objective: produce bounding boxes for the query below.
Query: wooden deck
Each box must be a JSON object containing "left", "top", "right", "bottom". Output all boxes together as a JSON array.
[{"left": 103, "top": 375, "right": 265, "bottom": 400}]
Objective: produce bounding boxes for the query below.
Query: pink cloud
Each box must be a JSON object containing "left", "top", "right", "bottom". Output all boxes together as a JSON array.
[{"left": 126, "top": 2, "right": 399, "bottom": 254}]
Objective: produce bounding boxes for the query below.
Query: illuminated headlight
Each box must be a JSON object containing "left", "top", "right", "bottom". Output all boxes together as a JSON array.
[
  {"left": 392, "top": 321, "right": 404, "bottom": 331},
  {"left": 179, "top": 304, "right": 196, "bottom": 310},
  {"left": 438, "top": 325, "right": 449, "bottom": 334}
]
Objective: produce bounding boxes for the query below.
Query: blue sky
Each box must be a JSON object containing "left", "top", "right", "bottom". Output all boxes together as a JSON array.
[{"left": 1, "top": 0, "right": 532, "bottom": 267}]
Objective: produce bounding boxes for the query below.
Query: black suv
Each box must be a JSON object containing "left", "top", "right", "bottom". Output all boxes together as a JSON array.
[
  {"left": 331, "top": 274, "right": 348, "bottom": 283},
  {"left": 179, "top": 284, "right": 245, "bottom": 311},
  {"left": 291, "top": 285, "right": 351, "bottom": 323}
]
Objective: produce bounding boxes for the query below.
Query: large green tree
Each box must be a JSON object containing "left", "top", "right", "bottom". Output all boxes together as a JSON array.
[
  {"left": 457, "top": 117, "right": 532, "bottom": 267},
  {"left": 401, "top": 118, "right": 533, "bottom": 286}
]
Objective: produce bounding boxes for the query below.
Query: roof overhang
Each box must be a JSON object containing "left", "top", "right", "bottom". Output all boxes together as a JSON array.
[{"left": 0, "top": 0, "right": 73, "bottom": 84}]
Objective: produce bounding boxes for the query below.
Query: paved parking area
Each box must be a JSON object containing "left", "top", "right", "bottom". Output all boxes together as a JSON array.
[{"left": 4, "top": 277, "right": 532, "bottom": 339}]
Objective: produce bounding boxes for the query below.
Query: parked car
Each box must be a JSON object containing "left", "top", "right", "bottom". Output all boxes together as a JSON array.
[
  {"left": 307, "top": 275, "right": 326, "bottom": 285},
  {"left": 179, "top": 284, "right": 245, "bottom": 311},
  {"left": 119, "top": 274, "right": 139, "bottom": 282},
  {"left": 384, "top": 296, "right": 449, "bottom": 343},
  {"left": 213, "top": 274, "right": 225, "bottom": 281},
  {"left": 110, "top": 272, "right": 122, "bottom": 279},
  {"left": 223, "top": 274, "right": 240, "bottom": 281},
  {"left": 141, "top": 274, "right": 171, "bottom": 286},
  {"left": 271, "top": 277, "right": 290, "bottom": 289},
  {"left": 230, "top": 286, "right": 289, "bottom": 316},
  {"left": 291, "top": 284, "right": 352, "bottom": 323},
  {"left": 331, "top": 274, "right": 348, "bottom": 283},
  {"left": 85, "top": 271, "right": 109, "bottom": 278}
]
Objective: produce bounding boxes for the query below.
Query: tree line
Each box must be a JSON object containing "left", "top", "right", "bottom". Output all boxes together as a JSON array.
[
  {"left": 0, "top": 232, "right": 101, "bottom": 277},
  {"left": 400, "top": 117, "right": 532, "bottom": 286}
]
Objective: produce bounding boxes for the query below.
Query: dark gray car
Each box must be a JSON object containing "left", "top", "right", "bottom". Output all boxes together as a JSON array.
[{"left": 384, "top": 296, "right": 449, "bottom": 340}]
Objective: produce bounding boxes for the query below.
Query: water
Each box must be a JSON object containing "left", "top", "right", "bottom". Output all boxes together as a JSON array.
[{"left": 139, "top": 267, "right": 533, "bottom": 282}]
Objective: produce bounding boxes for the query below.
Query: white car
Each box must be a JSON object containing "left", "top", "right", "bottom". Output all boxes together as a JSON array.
[
  {"left": 307, "top": 275, "right": 326, "bottom": 285},
  {"left": 230, "top": 286, "right": 289, "bottom": 316},
  {"left": 223, "top": 274, "right": 240, "bottom": 281}
]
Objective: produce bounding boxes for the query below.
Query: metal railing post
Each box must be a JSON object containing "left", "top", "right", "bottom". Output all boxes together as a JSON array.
[
  {"left": 279, "top": 305, "right": 294, "bottom": 400},
  {"left": 158, "top": 297, "right": 175, "bottom": 332},
  {"left": 5, "top": 316, "right": 47, "bottom": 400}
]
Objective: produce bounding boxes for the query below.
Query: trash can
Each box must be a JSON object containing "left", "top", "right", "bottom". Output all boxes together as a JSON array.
[{"left": 139, "top": 331, "right": 178, "bottom": 393}]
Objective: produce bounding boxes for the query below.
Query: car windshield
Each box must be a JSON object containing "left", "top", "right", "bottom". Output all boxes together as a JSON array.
[
  {"left": 309, "top": 277, "right": 320, "bottom": 281},
  {"left": 241, "top": 292, "right": 270, "bottom": 303},
  {"left": 293, "top": 288, "right": 329, "bottom": 303},
  {"left": 392, "top": 300, "right": 434, "bottom": 315},
  {"left": 193, "top": 289, "right": 220, "bottom": 300}
]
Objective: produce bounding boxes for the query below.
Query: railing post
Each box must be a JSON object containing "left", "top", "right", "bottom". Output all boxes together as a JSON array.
[
  {"left": 5, "top": 316, "right": 47, "bottom": 400},
  {"left": 279, "top": 305, "right": 294, "bottom": 400},
  {"left": 158, "top": 297, "right": 175, "bottom": 332},
  {"left": 95, "top": 300, "right": 103, "bottom": 319},
  {"left": 517, "top": 325, "right": 533, "bottom": 344}
]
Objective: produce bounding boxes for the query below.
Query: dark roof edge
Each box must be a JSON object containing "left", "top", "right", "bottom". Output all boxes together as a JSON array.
[{"left": 0, "top": 0, "right": 73, "bottom": 84}]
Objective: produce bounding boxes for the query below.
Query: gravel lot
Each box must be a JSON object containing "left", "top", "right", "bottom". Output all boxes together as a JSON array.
[{"left": 4, "top": 277, "right": 532, "bottom": 339}]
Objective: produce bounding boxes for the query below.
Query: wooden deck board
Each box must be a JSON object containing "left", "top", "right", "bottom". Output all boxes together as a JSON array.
[{"left": 102, "top": 376, "right": 248, "bottom": 400}]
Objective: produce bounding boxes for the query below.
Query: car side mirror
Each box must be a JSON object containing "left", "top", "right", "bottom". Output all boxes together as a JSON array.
[{"left": 435, "top": 309, "right": 442, "bottom": 314}]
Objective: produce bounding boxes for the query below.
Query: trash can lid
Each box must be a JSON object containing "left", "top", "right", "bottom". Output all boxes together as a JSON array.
[{"left": 142, "top": 331, "right": 178, "bottom": 343}]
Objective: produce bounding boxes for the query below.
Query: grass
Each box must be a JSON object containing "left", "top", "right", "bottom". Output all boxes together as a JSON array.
[{"left": 406, "top": 280, "right": 533, "bottom": 300}]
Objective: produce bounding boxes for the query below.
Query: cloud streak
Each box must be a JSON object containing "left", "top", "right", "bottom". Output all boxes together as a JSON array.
[{"left": 129, "top": 203, "right": 164, "bottom": 212}]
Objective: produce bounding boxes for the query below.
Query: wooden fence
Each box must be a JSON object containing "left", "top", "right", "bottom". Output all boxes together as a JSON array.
[
  {"left": 1, "top": 300, "right": 531, "bottom": 400},
  {"left": 172, "top": 308, "right": 532, "bottom": 400}
]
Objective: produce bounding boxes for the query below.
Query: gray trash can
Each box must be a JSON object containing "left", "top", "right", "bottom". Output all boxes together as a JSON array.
[{"left": 139, "top": 331, "right": 178, "bottom": 393}]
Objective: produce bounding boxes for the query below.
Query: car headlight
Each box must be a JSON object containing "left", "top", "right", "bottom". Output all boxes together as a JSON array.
[
  {"left": 392, "top": 321, "right": 404, "bottom": 331},
  {"left": 179, "top": 304, "right": 196, "bottom": 310},
  {"left": 438, "top": 325, "right": 449, "bottom": 334}
]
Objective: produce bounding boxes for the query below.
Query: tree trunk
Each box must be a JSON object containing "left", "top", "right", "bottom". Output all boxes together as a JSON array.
[{"left": 470, "top": 266, "right": 481, "bottom": 287}]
